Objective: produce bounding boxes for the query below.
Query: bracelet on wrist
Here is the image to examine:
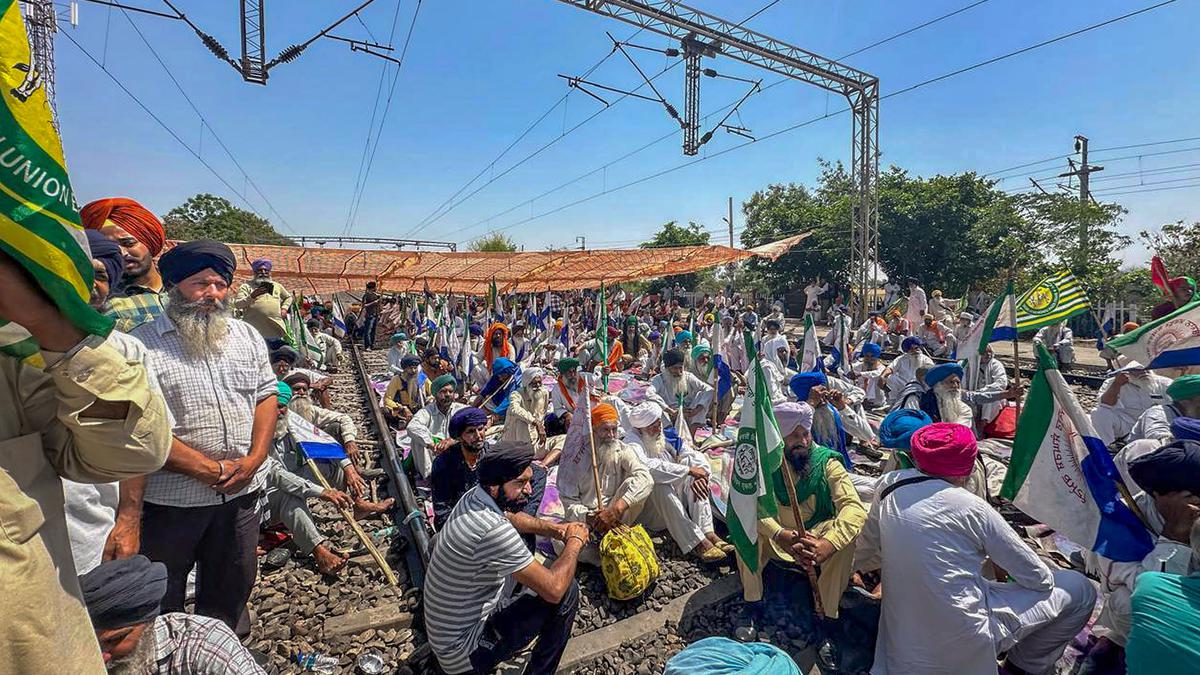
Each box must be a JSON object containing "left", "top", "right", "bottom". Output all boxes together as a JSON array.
[{"left": 567, "top": 534, "right": 587, "bottom": 546}]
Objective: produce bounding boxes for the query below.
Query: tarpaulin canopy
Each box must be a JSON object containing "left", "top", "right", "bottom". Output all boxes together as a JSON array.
[{"left": 163, "top": 232, "right": 808, "bottom": 295}]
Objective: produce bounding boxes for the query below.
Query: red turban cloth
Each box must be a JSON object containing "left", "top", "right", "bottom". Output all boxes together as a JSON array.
[
  {"left": 80, "top": 198, "right": 165, "bottom": 256},
  {"left": 591, "top": 402, "right": 619, "bottom": 427},
  {"left": 910, "top": 423, "right": 977, "bottom": 478}
]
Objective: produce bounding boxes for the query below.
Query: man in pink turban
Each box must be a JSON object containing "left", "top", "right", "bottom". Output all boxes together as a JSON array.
[{"left": 853, "top": 422, "right": 1097, "bottom": 674}]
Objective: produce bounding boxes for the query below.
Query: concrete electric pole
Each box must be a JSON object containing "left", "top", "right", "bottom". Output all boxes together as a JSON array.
[{"left": 1058, "top": 134, "right": 1104, "bottom": 248}]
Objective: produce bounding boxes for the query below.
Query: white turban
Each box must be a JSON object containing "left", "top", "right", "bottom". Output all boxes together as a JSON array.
[
  {"left": 523, "top": 367, "right": 545, "bottom": 388},
  {"left": 773, "top": 401, "right": 813, "bottom": 435},
  {"left": 628, "top": 401, "right": 662, "bottom": 429}
]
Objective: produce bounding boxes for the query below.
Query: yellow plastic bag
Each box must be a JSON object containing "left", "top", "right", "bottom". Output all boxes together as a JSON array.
[{"left": 599, "top": 524, "right": 660, "bottom": 601}]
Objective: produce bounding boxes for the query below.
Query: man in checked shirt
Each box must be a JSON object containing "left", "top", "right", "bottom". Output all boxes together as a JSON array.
[{"left": 132, "top": 240, "right": 278, "bottom": 639}]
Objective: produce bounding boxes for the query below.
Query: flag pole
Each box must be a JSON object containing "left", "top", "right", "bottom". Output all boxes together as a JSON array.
[
  {"left": 583, "top": 390, "right": 605, "bottom": 511},
  {"left": 302, "top": 455, "right": 398, "bottom": 586},
  {"left": 778, "top": 458, "right": 825, "bottom": 617},
  {"left": 1008, "top": 269, "right": 1023, "bottom": 420}
]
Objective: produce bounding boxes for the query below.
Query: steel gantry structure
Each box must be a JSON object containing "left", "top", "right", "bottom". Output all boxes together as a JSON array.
[{"left": 555, "top": 0, "right": 880, "bottom": 319}]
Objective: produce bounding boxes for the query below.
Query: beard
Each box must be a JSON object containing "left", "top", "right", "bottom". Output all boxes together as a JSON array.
[
  {"left": 288, "top": 394, "right": 317, "bottom": 424},
  {"left": 638, "top": 430, "right": 666, "bottom": 458},
  {"left": 165, "top": 287, "right": 231, "bottom": 359},
  {"left": 106, "top": 623, "right": 157, "bottom": 675},
  {"left": 274, "top": 413, "right": 290, "bottom": 440},
  {"left": 811, "top": 405, "right": 838, "bottom": 446},
  {"left": 786, "top": 445, "right": 811, "bottom": 475},
  {"left": 494, "top": 490, "right": 529, "bottom": 513},
  {"left": 934, "top": 384, "right": 973, "bottom": 425}
]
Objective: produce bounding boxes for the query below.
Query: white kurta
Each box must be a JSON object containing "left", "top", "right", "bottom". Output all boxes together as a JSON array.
[
  {"left": 651, "top": 371, "right": 714, "bottom": 425},
  {"left": 855, "top": 470, "right": 1096, "bottom": 675},
  {"left": 1090, "top": 374, "right": 1172, "bottom": 446},
  {"left": 407, "top": 401, "right": 467, "bottom": 479},
  {"left": 1129, "top": 404, "right": 1178, "bottom": 443},
  {"left": 904, "top": 286, "right": 928, "bottom": 327},
  {"left": 886, "top": 351, "right": 934, "bottom": 404},
  {"left": 628, "top": 432, "right": 714, "bottom": 551},
  {"left": 852, "top": 359, "right": 888, "bottom": 408},
  {"left": 1033, "top": 325, "right": 1075, "bottom": 365}
]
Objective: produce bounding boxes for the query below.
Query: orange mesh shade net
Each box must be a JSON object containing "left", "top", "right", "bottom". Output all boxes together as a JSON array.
[{"left": 162, "top": 233, "right": 808, "bottom": 295}]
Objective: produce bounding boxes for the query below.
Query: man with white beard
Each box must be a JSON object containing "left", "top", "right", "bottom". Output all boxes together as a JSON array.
[
  {"left": 626, "top": 402, "right": 728, "bottom": 562},
  {"left": 917, "top": 363, "right": 974, "bottom": 427},
  {"left": 1091, "top": 360, "right": 1173, "bottom": 446},
  {"left": 652, "top": 349, "right": 715, "bottom": 427},
  {"left": 281, "top": 372, "right": 392, "bottom": 519},
  {"left": 132, "top": 240, "right": 278, "bottom": 637},
  {"left": 884, "top": 336, "right": 934, "bottom": 405},
  {"left": 557, "top": 403, "right": 653, "bottom": 565}
]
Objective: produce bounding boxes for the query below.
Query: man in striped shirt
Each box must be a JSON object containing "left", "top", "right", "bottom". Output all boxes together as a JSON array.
[{"left": 424, "top": 444, "right": 586, "bottom": 674}]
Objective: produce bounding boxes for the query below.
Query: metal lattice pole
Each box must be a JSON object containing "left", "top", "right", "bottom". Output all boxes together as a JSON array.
[
  {"left": 239, "top": 0, "right": 267, "bottom": 84},
  {"left": 848, "top": 81, "right": 879, "bottom": 323},
  {"left": 20, "top": 0, "right": 57, "bottom": 125},
  {"left": 682, "top": 41, "right": 701, "bottom": 155}
]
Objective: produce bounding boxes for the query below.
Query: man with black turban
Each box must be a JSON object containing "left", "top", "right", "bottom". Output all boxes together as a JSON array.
[
  {"left": 424, "top": 441, "right": 586, "bottom": 675},
  {"left": 131, "top": 238, "right": 279, "bottom": 638},
  {"left": 80, "top": 555, "right": 264, "bottom": 674}
]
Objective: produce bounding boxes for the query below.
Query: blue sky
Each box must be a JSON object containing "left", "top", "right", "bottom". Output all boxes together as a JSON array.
[{"left": 54, "top": 0, "right": 1198, "bottom": 264}]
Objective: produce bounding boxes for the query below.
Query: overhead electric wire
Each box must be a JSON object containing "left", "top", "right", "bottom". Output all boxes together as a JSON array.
[
  {"left": 61, "top": 30, "right": 277, "bottom": 227},
  {"left": 472, "top": 0, "right": 1178, "bottom": 237},
  {"left": 342, "top": 0, "right": 406, "bottom": 235},
  {"left": 342, "top": 0, "right": 424, "bottom": 236},
  {"left": 411, "top": 0, "right": 789, "bottom": 237},
  {"left": 985, "top": 134, "right": 1200, "bottom": 178},
  {"left": 117, "top": 8, "right": 297, "bottom": 234},
  {"left": 997, "top": 143, "right": 1200, "bottom": 188},
  {"left": 446, "top": 0, "right": 1002, "bottom": 240}
]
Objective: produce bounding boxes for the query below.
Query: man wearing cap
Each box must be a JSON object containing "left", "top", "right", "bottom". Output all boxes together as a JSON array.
[
  {"left": 854, "top": 423, "right": 1096, "bottom": 674},
  {"left": 735, "top": 402, "right": 867, "bottom": 639},
  {"left": 425, "top": 444, "right": 586, "bottom": 675},
  {"left": 383, "top": 353, "right": 426, "bottom": 425},
  {"left": 82, "top": 197, "right": 169, "bottom": 332},
  {"left": 653, "top": 348, "right": 715, "bottom": 427},
  {"left": 233, "top": 258, "right": 293, "bottom": 341},
  {"left": 550, "top": 357, "right": 589, "bottom": 416},
  {"left": 884, "top": 336, "right": 933, "bottom": 405},
  {"left": 80, "top": 555, "right": 264, "bottom": 674},
  {"left": 1131, "top": 374, "right": 1200, "bottom": 442},
  {"left": 408, "top": 373, "right": 468, "bottom": 479},
  {"left": 386, "top": 332, "right": 413, "bottom": 375},
  {"left": 131, "top": 240, "right": 279, "bottom": 637},
  {"left": 0, "top": 241, "right": 171, "bottom": 671},
  {"left": 558, "top": 402, "right": 653, "bottom": 565},
  {"left": 626, "top": 401, "right": 728, "bottom": 562}
]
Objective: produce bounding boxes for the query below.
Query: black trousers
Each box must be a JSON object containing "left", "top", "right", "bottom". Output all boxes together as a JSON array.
[
  {"left": 467, "top": 580, "right": 579, "bottom": 675},
  {"left": 140, "top": 492, "right": 261, "bottom": 638}
]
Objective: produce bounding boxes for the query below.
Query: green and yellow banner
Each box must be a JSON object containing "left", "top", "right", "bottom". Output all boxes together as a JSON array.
[{"left": 0, "top": 0, "right": 111, "bottom": 365}]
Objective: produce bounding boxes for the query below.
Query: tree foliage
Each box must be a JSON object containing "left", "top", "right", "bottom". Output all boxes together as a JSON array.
[
  {"left": 162, "top": 193, "right": 293, "bottom": 245},
  {"left": 1142, "top": 220, "right": 1200, "bottom": 274},
  {"left": 640, "top": 221, "right": 712, "bottom": 292},
  {"left": 468, "top": 232, "right": 519, "bottom": 252},
  {"left": 739, "top": 162, "right": 1146, "bottom": 304}
]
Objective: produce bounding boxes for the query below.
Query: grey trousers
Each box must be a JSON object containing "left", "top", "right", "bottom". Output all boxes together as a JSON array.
[{"left": 266, "top": 491, "right": 325, "bottom": 555}]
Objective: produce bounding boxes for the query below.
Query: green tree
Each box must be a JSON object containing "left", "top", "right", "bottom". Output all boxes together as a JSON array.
[
  {"left": 468, "top": 232, "right": 519, "bottom": 252},
  {"left": 162, "top": 193, "right": 294, "bottom": 245},
  {"left": 739, "top": 162, "right": 849, "bottom": 294},
  {"left": 640, "top": 220, "right": 712, "bottom": 292},
  {"left": 1009, "top": 193, "right": 1129, "bottom": 296},
  {"left": 1142, "top": 220, "right": 1200, "bottom": 274}
]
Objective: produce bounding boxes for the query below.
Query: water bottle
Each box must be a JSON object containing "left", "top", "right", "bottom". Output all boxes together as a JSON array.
[{"left": 294, "top": 651, "right": 340, "bottom": 673}]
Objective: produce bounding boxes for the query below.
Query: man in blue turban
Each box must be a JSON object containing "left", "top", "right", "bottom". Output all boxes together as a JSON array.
[
  {"left": 886, "top": 335, "right": 933, "bottom": 406},
  {"left": 852, "top": 341, "right": 888, "bottom": 409},
  {"left": 474, "top": 357, "right": 521, "bottom": 418},
  {"left": 918, "top": 362, "right": 974, "bottom": 426},
  {"left": 788, "top": 371, "right": 875, "bottom": 468},
  {"left": 879, "top": 408, "right": 933, "bottom": 471}
]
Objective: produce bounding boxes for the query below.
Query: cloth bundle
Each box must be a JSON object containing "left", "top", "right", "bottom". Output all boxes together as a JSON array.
[{"left": 599, "top": 524, "right": 660, "bottom": 601}]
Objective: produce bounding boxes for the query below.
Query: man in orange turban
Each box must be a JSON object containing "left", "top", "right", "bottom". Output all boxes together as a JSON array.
[
  {"left": 555, "top": 400, "right": 652, "bottom": 565},
  {"left": 81, "top": 197, "right": 167, "bottom": 331},
  {"left": 474, "top": 322, "right": 514, "bottom": 386}
]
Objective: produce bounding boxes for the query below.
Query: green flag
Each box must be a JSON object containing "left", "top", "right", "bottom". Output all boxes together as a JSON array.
[
  {"left": 727, "top": 329, "right": 785, "bottom": 573},
  {"left": 0, "top": 0, "right": 113, "bottom": 366},
  {"left": 1015, "top": 271, "right": 1090, "bottom": 331}
]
